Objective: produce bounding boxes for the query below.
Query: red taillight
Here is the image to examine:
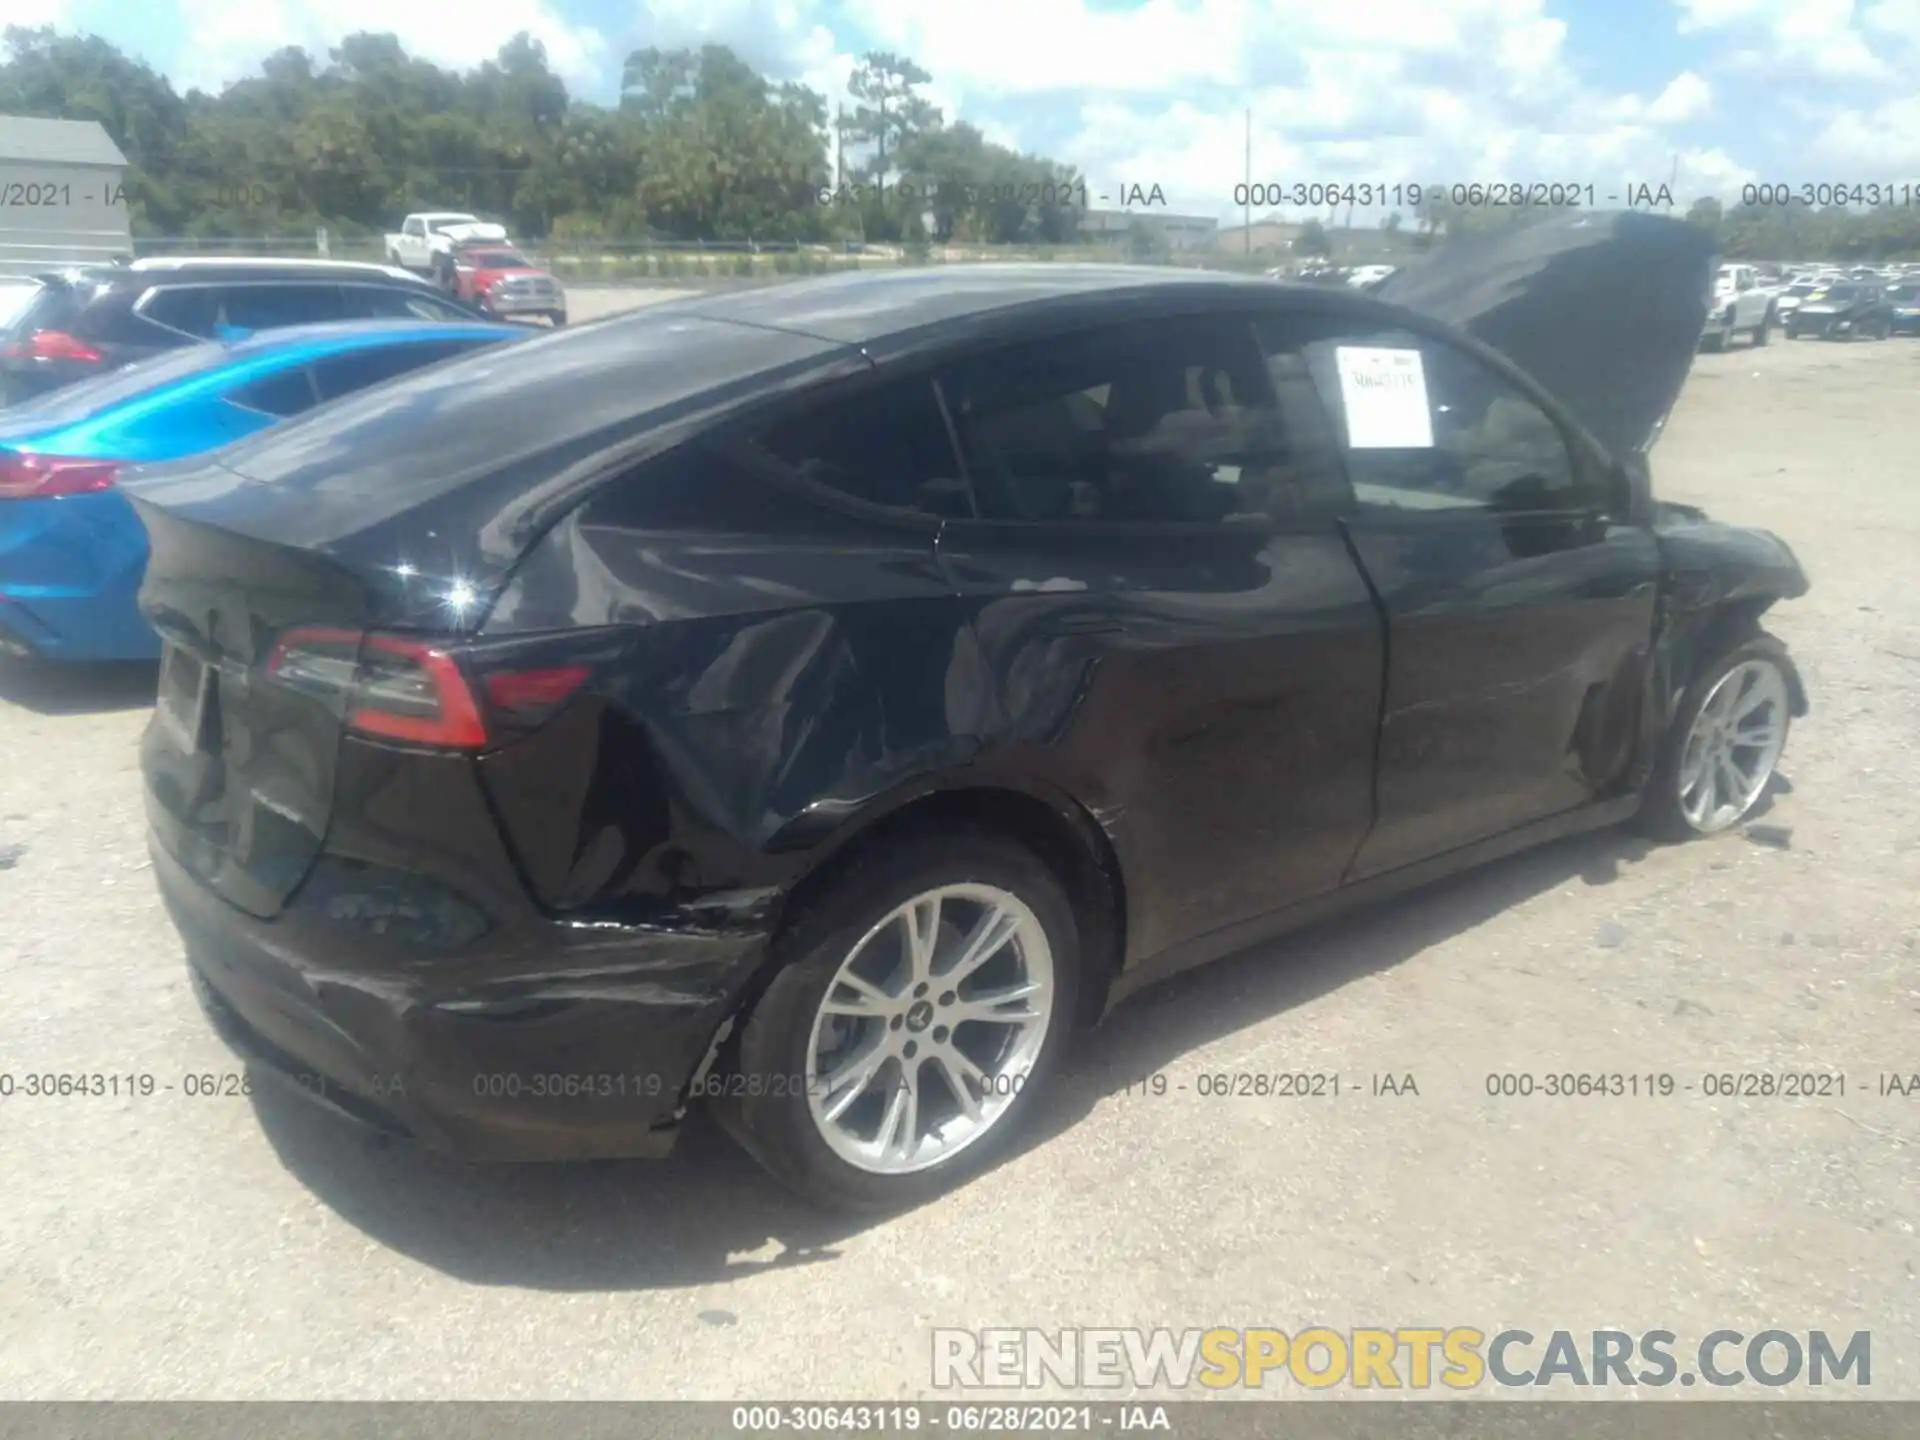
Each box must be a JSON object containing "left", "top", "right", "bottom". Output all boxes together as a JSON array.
[
  {"left": 268, "top": 627, "right": 488, "bottom": 749},
  {"left": 2, "top": 330, "right": 103, "bottom": 363},
  {"left": 0, "top": 453, "right": 120, "bottom": 500},
  {"left": 265, "top": 631, "right": 593, "bottom": 750}
]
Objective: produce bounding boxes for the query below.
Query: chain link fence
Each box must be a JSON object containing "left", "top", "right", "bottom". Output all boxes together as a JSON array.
[{"left": 127, "top": 231, "right": 1298, "bottom": 286}]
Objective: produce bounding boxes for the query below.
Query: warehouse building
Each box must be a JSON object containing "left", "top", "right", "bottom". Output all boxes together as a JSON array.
[
  {"left": 1076, "top": 208, "right": 1220, "bottom": 251},
  {"left": 0, "top": 116, "right": 133, "bottom": 276}
]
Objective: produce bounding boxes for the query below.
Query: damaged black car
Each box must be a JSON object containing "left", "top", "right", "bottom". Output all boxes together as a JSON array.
[
  {"left": 1783, "top": 280, "right": 1894, "bottom": 340},
  {"left": 127, "top": 213, "right": 1809, "bottom": 1211}
]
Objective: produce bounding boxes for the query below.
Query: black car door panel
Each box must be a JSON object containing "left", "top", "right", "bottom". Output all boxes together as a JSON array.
[
  {"left": 937, "top": 522, "right": 1384, "bottom": 963},
  {"left": 1290, "top": 322, "right": 1660, "bottom": 879},
  {"left": 932, "top": 313, "right": 1385, "bottom": 964},
  {"left": 1340, "top": 512, "right": 1658, "bottom": 875}
]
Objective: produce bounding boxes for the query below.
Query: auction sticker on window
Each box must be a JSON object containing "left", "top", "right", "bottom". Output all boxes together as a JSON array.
[{"left": 1334, "top": 346, "right": 1434, "bottom": 449}]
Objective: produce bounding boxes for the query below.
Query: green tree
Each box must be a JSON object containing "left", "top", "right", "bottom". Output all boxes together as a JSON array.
[{"left": 845, "top": 51, "right": 940, "bottom": 181}]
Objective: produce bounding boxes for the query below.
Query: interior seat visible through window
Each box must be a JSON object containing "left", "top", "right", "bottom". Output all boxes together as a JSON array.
[{"left": 941, "top": 314, "right": 1344, "bottom": 526}]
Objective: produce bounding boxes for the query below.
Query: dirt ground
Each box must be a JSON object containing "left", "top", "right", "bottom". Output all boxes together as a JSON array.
[{"left": 0, "top": 326, "right": 1915, "bottom": 1401}]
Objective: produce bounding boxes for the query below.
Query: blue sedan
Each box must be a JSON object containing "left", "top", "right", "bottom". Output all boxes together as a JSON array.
[{"left": 0, "top": 320, "right": 526, "bottom": 661}]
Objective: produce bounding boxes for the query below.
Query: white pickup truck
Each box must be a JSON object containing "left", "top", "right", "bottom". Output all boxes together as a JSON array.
[
  {"left": 1700, "top": 262, "right": 1778, "bottom": 350},
  {"left": 384, "top": 212, "right": 511, "bottom": 288}
]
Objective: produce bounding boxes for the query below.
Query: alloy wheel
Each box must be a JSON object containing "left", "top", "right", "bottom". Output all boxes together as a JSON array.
[
  {"left": 1677, "top": 659, "right": 1790, "bottom": 833},
  {"left": 804, "top": 883, "right": 1055, "bottom": 1175}
]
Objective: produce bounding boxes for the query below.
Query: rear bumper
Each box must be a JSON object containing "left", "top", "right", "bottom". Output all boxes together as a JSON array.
[
  {"left": 481, "top": 296, "right": 565, "bottom": 320},
  {"left": 151, "top": 835, "right": 770, "bottom": 1162},
  {"left": 1787, "top": 316, "right": 1854, "bottom": 337}
]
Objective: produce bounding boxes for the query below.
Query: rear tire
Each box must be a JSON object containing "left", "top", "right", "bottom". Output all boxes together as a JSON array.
[
  {"left": 1752, "top": 309, "right": 1772, "bottom": 345},
  {"left": 1640, "top": 633, "right": 1795, "bottom": 843},
  {"left": 714, "top": 827, "right": 1082, "bottom": 1212}
]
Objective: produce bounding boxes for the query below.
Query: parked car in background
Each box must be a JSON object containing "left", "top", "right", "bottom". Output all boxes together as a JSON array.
[
  {"left": 384, "top": 212, "right": 510, "bottom": 288},
  {"left": 1700, "top": 262, "right": 1775, "bottom": 350},
  {"left": 1345, "top": 264, "right": 1397, "bottom": 290},
  {"left": 0, "top": 258, "right": 487, "bottom": 407},
  {"left": 1772, "top": 280, "right": 1820, "bottom": 328},
  {"left": 0, "top": 320, "right": 525, "bottom": 662},
  {"left": 1784, "top": 281, "right": 1893, "bottom": 340},
  {"left": 1886, "top": 282, "right": 1920, "bottom": 335},
  {"left": 449, "top": 244, "right": 567, "bottom": 326},
  {"left": 130, "top": 215, "right": 1808, "bottom": 1211}
]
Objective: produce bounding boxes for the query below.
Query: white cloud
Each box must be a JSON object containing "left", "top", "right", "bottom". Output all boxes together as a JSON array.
[
  {"left": 0, "top": 0, "right": 72, "bottom": 27},
  {"left": 1676, "top": 0, "right": 1906, "bottom": 80},
  {"left": 1647, "top": 71, "right": 1713, "bottom": 123},
  {"left": 1804, "top": 93, "right": 1920, "bottom": 169}
]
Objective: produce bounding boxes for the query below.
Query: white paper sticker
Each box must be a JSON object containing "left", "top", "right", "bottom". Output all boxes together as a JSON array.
[{"left": 1334, "top": 346, "right": 1434, "bottom": 449}]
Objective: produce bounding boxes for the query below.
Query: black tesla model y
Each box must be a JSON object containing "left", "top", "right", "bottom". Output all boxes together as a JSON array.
[{"left": 130, "top": 214, "right": 1810, "bottom": 1210}]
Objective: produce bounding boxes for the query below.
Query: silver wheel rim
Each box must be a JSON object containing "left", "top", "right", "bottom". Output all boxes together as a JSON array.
[
  {"left": 1678, "top": 659, "right": 1789, "bottom": 834},
  {"left": 804, "top": 883, "right": 1055, "bottom": 1176}
]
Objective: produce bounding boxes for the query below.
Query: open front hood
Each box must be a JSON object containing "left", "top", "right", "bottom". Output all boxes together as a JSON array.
[{"left": 1374, "top": 212, "right": 1717, "bottom": 460}]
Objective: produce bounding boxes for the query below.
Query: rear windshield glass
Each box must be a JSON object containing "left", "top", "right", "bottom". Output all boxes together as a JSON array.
[
  {"left": 0, "top": 340, "right": 230, "bottom": 426},
  {"left": 5, "top": 282, "right": 89, "bottom": 338},
  {"left": 468, "top": 251, "right": 533, "bottom": 268},
  {"left": 1818, "top": 284, "right": 1860, "bottom": 299},
  {"left": 0, "top": 281, "right": 43, "bottom": 329}
]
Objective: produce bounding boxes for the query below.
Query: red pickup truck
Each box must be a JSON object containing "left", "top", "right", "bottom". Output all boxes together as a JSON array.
[{"left": 449, "top": 245, "right": 567, "bottom": 326}]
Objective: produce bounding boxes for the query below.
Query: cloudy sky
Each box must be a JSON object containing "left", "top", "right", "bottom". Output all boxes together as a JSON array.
[{"left": 12, "top": 0, "right": 1920, "bottom": 218}]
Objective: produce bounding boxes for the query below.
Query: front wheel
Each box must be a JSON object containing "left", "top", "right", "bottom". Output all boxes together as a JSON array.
[
  {"left": 544, "top": 309, "right": 567, "bottom": 327},
  {"left": 1641, "top": 635, "right": 1795, "bottom": 842},
  {"left": 714, "top": 827, "right": 1082, "bottom": 1211}
]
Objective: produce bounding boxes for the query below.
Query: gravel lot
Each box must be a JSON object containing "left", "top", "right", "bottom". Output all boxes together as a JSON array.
[
  {"left": 565, "top": 284, "right": 701, "bottom": 323},
  {"left": 1, "top": 328, "right": 1916, "bottom": 1401}
]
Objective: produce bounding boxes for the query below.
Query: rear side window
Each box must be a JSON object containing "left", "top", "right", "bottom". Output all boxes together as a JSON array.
[
  {"left": 140, "top": 287, "right": 221, "bottom": 339},
  {"left": 309, "top": 341, "right": 485, "bottom": 401},
  {"left": 343, "top": 287, "right": 476, "bottom": 322},
  {"left": 939, "top": 314, "right": 1327, "bottom": 525},
  {"left": 218, "top": 284, "right": 348, "bottom": 330},
  {"left": 228, "top": 366, "right": 321, "bottom": 418},
  {"left": 754, "top": 379, "right": 971, "bottom": 517}
]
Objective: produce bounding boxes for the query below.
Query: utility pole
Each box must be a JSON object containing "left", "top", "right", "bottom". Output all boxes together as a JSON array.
[
  {"left": 1244, "top": 108, "right": 1252, "bottom": 256},
  {"left": 835, "top": 104, "right": 846, "bottom": 190}
]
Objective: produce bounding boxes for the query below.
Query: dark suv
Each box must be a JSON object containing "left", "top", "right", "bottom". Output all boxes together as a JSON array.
[{"left": 0, "top": 259, "right": 487, "bottom": 405}]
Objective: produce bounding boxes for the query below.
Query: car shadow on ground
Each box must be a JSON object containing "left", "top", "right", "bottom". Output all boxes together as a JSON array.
[
  {"left": 247, "top": 820, "right": 1668, "bottom": 1293},
  {"left": 0, "top": 657, "right": 157, "bottom": 715}
]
